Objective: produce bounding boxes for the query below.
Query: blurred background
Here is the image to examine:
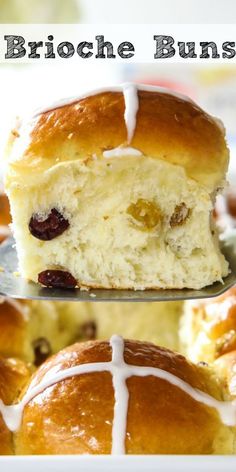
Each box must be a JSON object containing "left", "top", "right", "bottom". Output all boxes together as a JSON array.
[{"left": 0, "top": 0, "right": 236, "bottom": 186}]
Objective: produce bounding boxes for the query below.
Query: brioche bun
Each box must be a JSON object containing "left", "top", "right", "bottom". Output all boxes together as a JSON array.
[
  {"left": 6, "top": 89, "right": 228, "bottom": 190},
  {"left": 15, "top": 338, "right": 234, "bottom": 455},
  {"left": 5, "top": 86, "right": 229, "bottom": 289}
]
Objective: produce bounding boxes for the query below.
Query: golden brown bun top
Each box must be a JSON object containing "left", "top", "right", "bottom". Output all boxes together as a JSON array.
[
  {"left": 16, "top": 338, "right": 231, "bottom": 455},
  {"left": 6, "top": 87, "right": 229, "bottom": 191},
  {"left": 0, "top": 356, "right": 30, "bottom": 454}
]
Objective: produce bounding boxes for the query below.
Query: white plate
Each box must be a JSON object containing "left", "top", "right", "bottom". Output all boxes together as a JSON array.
[{"left": 0, "top": 455, "right": 236, "bottom": 471}]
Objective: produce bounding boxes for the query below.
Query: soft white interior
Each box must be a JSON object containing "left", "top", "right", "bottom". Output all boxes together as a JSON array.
[{"left": 8, "top": 155, "right": 229, "bottom": 289}]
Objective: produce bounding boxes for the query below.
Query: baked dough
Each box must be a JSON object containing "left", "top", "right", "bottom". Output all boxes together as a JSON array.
[{"left": 5, "top": 85, "right": 229, "bottom": 289}]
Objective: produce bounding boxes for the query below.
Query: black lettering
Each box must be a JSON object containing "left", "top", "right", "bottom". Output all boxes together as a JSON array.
[
  {"left": 45, "top": 35, "right": 55, "bottom": 59},
  {"left": 4, "top": 35, "right": 26, "bottom": 59},
  {"left": 77, "top": 41, "right": 93, "bottom": 58},
  {"left": 95, "top": 35, "right": 115, "bottom": 59},
  {"left": 28, "top": 41, "right": 43, "bottom": 59},
  {"left": 178, "top": 41, "right": 197, "bottom": 58},
  {"left": 57, "top": 42, "right": 75, "bottom": 59},
  {"left": 154, "top": 35, "right": 175, "bottom": 59},
  {"left": 118, "top": 41, "right": 134, "bottom": 59},
  {"left": 200, "top": 42, "right": 220, "bottom": 59},
  {"left": 222, "top": 41, "right": 236, "bottom": 59}
]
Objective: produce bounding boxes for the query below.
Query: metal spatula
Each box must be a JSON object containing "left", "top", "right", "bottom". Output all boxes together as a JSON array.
[{"left": 0, "top": 235, "right": 235, "bottom": 302}]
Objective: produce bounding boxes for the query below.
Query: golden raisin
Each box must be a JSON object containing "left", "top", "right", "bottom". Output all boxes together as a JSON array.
[
  {"left": 127, "top": 199, "right": 162, "bottom": 230},
  {"left": 170, "top": 203, "right": 189, "bottom": 227}
]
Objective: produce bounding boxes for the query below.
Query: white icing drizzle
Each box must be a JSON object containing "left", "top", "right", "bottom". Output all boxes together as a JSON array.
[
  {"left": 103, "top": 147, "right": 142, "bottom": 158},
  {"left": 123, "top": 84, "right": 139, "bottom": 144},
  {"left": 0, "top": 335, "right": 235, "bottom": 454}
]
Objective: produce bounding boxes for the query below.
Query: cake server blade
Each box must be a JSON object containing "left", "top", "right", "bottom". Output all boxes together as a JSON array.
[{"left": 0, "top": 235, "right": 235, "bottom": 302}]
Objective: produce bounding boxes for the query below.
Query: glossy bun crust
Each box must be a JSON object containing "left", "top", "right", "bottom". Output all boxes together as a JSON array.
[
  {"left": 0, "top": 357, "right": 30, "bottom": 454},
  {"left": 15, "top": 339, "right": 234, "bottom": 455},
  {"left": 7, "top": 90, "right": 228, "bottom": 191}
]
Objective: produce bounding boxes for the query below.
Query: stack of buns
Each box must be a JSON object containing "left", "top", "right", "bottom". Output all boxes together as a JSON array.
[
  {"left": 0, "top": 284, "right": 236, "bottom": 453},
  {"left": 0, "top": 281, "right": 236, "bottom": 454},
  {"left": 1, "top": 85, "right": 236, "bottom": 456},
  {"left": 0, "top": 318, "right": 236, "bottom": 455}
]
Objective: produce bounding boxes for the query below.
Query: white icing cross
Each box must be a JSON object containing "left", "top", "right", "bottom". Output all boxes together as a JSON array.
[
  {"left": 0, "top": 335, "right": 236, "bottom": 455},
  {"left": 123, "top": 83, "right": 139, "bottom": 144}
]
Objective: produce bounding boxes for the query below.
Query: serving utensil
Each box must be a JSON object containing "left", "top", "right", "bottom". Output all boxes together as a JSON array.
[{"left": 0, "top": 235, "right": 235, "bottom": 302}]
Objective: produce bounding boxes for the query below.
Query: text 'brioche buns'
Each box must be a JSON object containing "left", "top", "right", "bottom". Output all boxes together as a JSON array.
[
  {"left": 5, "top": 85, "right": 229, "bottom": 289},
  {"left": 180, "top": 287, "right": 236, "bottom": 363},
  {"left": 0, "top": 357, "right": 30, "bottom": 454},
  {"left": 15, "top": 339, "right": 234, "bottom": 455}
]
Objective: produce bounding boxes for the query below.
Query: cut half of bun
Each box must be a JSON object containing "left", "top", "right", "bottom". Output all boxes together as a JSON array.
[{"left": 5, "top": 85, "right": 229, "bottom": 289}]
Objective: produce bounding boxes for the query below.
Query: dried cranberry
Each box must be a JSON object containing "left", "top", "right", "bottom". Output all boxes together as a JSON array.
[
  {"left": 33, "top": 337, "right": 52, "bottom": 366},
  {"left": 29, "top": 208, "right": 69, "bottom": 240},
  {"left": 38, "top": 270, "right": 77, "bottom": 288}
]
